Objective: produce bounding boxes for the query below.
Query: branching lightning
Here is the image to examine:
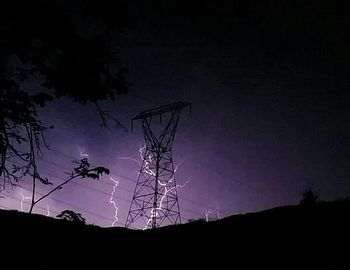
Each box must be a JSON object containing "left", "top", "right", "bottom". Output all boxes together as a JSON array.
[
  {"left": 142, "top": 145, "right": 188, "bottom": 229},
  {"left": 139, "top": 145, "right": 156, "bottom": 177},
  {"left": 205, "top": 206, "right": 221, "bottom": 222},
  {"left": 20, "top": 192, "right": 31, "bottom": 212},
  {"left": 143, "top": 178, "right": 189, "bottom": 230},
  {"left": 205, "top": 209, "right": 212, "bottom": 222},
  {"left": 121, "top": 145, "right": 189, "bottom": 229},
  {"left": 20, "top": 190, "right": 50, "bottom": 216},
  {"left": 78, "top": 147, "right": 119, "bottom": 227},
  {"left": 109, "top": 176, "right": 119, "bottom": 226}
]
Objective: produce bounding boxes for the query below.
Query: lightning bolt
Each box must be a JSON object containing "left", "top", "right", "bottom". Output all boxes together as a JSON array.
[
  {"left": 205, "top": 206, "right": 221, "bottom": 222},
  {"left": 136, "top": 145, "right": 189, "bottom": 230},
  {"left": 78, "top": 146, "right": 89, "bottom": 158},
  {"left": 118, "top": 144, "right": 144, "bottom": 176},
  {"left": 46, "top": 204, "right": 50, "bottom": 217},
  {"left": 21, "top": 189, "right": 51, "bottom": 216},
  {"left": 120, "top": 145, "right": 189, "bottom": 229},
  {"left": 139, "top": 145, "right": 156, "bottom": 177},
  {"left": 205, "top": 209, "right": 212, "bottom": 222},
  {"left": 109, "top": 176, "right": 119, "bottom": 227},
  {"left": 139, "top": 145, "right": 184, "bottom": 183},
  {"left": 20, "top": 192, "right": 31, "bottom": 212},
  {"left": 78, "top": 147, "right": 120, "bottom": 226},
  {"left": 216, "top": 204, "right": 221, "bottom": 220},
  {"left": 78, "top": 147, "right": 119, "bottom": 226},
  {"left": 143, "top": 179, "right": 190, "bottom": 230}
]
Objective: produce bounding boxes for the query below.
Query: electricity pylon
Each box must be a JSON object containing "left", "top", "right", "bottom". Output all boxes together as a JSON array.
[{"left": 125, "top": 101, "right": 191, "bottom": 229}]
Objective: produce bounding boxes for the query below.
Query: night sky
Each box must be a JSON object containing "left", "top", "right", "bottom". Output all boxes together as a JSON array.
[{"left": 1, "top": 1, "right": 349, "bottom": 228}]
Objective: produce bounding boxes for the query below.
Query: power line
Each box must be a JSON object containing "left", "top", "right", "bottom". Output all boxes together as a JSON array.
[
  {"left": 0, "top": 192, "right": 139, "bottom": 228},
  {"left": 42, "top": 92, "right": 269, "bottom": 204},
  {"left": 38, "top": 162, "right": 216, "bottom": 219},
  {"left": 44, "top": 149, "right": 230, "bottom": 216},
  {"left": 5, "top": 159, "right": 127, "bottom": 226},
  {"left": 47, "top": 147, "right": 233, "bottom": 213},
  {"left": 2, "top": 192, "right": 60, "bottom": 215},
  {"left": 14, "top": 184, "right": 126, "bottom": 227},
  {"left": 5, "top": 148, "right": 233, "bottom": 225},
  {"left": 45, "top": 129, "right": 265, "bottom": 206}
]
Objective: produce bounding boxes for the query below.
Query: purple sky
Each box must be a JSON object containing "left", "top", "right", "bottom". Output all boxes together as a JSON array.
[{"left": 1, "top": 1, "right": 349, "bottom": 228}]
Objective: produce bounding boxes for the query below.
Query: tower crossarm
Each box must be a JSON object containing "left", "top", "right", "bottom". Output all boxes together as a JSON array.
[{"left": 132, "top": 101, "right": 191, "bottom": 121}]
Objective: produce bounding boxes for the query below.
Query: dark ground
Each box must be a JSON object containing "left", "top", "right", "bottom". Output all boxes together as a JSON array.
[{"left": 1, "top": 200, "right": 349, "bottom": 268}]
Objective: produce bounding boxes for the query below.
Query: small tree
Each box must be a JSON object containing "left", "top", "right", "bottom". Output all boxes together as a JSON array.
[
  {"left": 187, "top": 218, "right": 206, "bottom": 223},
  {"left": 28, "top": 158, "right": 109, "bottom": 213},
  {"left": 300, "top": 186, "right": 319, "bottom": 206},
  {"left": 57, "top": 210, "right": 86, "bottom": 225}
]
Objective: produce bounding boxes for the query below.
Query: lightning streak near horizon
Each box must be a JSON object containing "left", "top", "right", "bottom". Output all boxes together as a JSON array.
[
  {"left": 109, "top": 176, "right": 119, "bottom": 226},
  {"left": 78, "top": 146, "right": 89, "bottom": 158},
  {"left": 205, "top": 206, "right": 221, "bottom": 222},
  {"left": 20, "top": 190, "right": 50, "bottom": 216},
  {"left": 20, "top": 192, "right": 31, "bottom": 212},
  {"left": 205, "top": 209, "right": 212, "bottom": 222},
  {"left": 46, "top": 204, "right": 50, "bottom": 216}
]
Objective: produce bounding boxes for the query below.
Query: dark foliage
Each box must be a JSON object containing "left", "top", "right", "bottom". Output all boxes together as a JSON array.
[
  {"left": 0, "top": 0, "right": 130, "bottom": 192},
  {"left": 57, "top": 210, "right": 86, "bottom": 224},
  {"left": 73, "top": 158, "right": 110, "bottom": 180},
  {"left": 1, "top": 200, "right": 349, "bottom": 267},
  {"left": 300, "top": 186, "right": 319, "bottom": 206},
  {"left": 187, "top": 218, "right": 206, "bottom": 223},
  {"left": 0, "top": 0, "right": 131, "bottom": 103},
  {"left": 27, "top": 159, "right": 109, "bottom": 213}
]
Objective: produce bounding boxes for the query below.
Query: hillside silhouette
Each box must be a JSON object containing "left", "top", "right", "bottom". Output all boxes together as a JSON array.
[{"left": 1, "top": 200, "right": 349, "bottom": 267}]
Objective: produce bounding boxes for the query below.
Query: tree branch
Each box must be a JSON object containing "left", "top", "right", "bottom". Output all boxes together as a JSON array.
[
  {"left": 29, "top": 159, "right": 109, "bottom": 213},
  {"left": 31, "top": 173, "right": 81, "bottom": 209},
  {"left": 27, "top": 125, "right": 37, "bottom": 214},
  {"left": 94, "top": 101, "right": 128, "bottom": 131}
]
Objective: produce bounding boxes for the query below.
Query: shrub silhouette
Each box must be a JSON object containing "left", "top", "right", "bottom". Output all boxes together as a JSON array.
[
  {"left": 300, "top": 186, "right": 319, "bottom": 206},
  {"left": 187, "top": 218, "right": 206, "bottom": 223},
  {"left": 57, "top": 210, "right": 86, "bottom": 224}
]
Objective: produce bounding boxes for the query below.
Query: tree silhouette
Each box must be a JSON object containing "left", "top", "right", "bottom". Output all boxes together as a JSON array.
[
  {"left": 187, "top": 218, "right": 206, "bottom": 223},
  {"left": 0, "top": 0, "right": 131, "bottom": 195},
  {"left": 300, "top": 186, "right": 319, "bottom": 206},
  {"left": 28, "top": 158, "right": 109, "bottom": 213},
  {"left": 57, "top": 210, "right": 86, "bottom": 225},
  {"left": 1, "top": 0, "right": 131, "bottom": 102},
  {"left": 0, "top": 90, "right": 51, "bottom": 193}
]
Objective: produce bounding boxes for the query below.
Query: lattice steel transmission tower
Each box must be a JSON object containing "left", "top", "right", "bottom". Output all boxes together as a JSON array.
[{"left": 125, "top": 101, "right": 191, "bottom": 229}]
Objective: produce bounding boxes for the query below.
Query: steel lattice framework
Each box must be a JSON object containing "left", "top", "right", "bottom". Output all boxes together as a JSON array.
[{"left": 125, "top": 101, "right": 191, "bottom": 229}]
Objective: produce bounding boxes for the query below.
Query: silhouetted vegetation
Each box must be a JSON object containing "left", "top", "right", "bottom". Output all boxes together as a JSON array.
[
  {"left": 57, "top": 210, "right": 86, "bottom": 224},
  {"left": 28, "top": 158, "right": 109, "bottom": 213},
  {"left": 1, "top": 200, "right": 349, "bottom": 267},
  {"left": 1, "top": 0, "right": 131, "bottom": 102},
  {"left": 0, "top": 1, "right": 131, "bottom": 197},
  {"left": 300, "top": 186, "right": 319, "bottom": 206},
  {"left": 187, "top": 218, "right": 206, "bottom": 223}
]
